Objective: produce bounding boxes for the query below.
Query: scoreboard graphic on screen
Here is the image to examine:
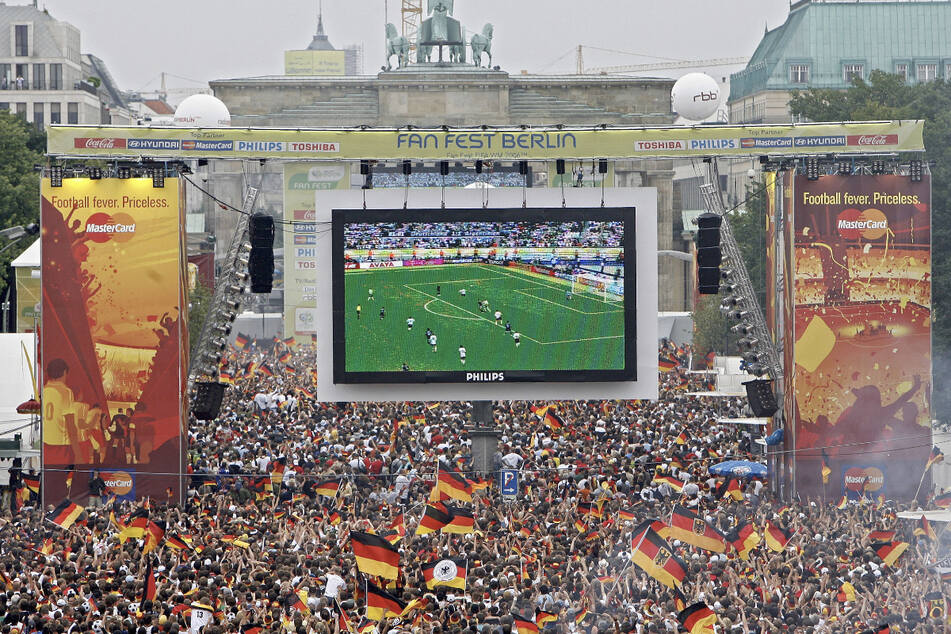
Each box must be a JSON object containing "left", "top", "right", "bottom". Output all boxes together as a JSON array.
[{"left": 331, "top": 208, "right": 636, "bottom": 384}]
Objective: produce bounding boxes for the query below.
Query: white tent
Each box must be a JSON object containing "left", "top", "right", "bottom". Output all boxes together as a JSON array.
[
  {"left": 897, "top": 510, "right": 951, "bottom": 523},
  {"left": 0, "top": 333, "right": 41, "bottom": 478},
  {"left": 10, "top": 237, "right": 40, "bottom": 268}
]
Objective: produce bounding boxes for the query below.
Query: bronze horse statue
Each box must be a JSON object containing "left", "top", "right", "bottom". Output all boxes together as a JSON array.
[
  {"left": 384, "top": 23, "right": 409, "bottom": 70},
  {"left": 471, "top": 23, "right": 493, "bottom": 67}
]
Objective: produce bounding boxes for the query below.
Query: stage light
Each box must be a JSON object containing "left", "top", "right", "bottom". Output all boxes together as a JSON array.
[
  {"left": 743, "top": 351, "right": 763, "bottom": 364},
  {"left": 88, "top": 167, "right": 102, "bottom": 180},
  {"left": 746, "top": 362, "right": 766, "bottom": 377},
  {"left": 721, "top": 283, "right": 738, "bottom": 294},
  {"left": 226, "top": 284, "right": 244, "bottom": 295},
  {"left": 213, "top": 324, "right": 232, "bottom": 336},
  {"left": 728, "top": 310, "right": 749, "bottom": 321},
  {"left": 872, "top": 160, "right": 886, "bottom": 175},
  {"left": 152, "top": 167, "right": 165, "bottom": 188},
  {"left": 731, "top": 323, "right": 754, "bottom": 335},
  {"left": 222, "top": 311, "right": 237, "bottom": 323},
  {"left": 910, "top": 159, "right": 922, "bottom": 182},
  {"left": 738, "top": 337, "right": 759, "bottom": 350},
  {"left": 117, "top": 166, "right": 131, "bottom": 179},
  {"left": 720, "top": 268, "right": 734, "bottom": 280},
  {"left": 805, "top": 158, "right": 819, "bottom": 181},
  {"left": 224, "top": 299, "right": 241, "bottom": 312},
  {"left": 837, "top": 161, "right": 850, "bottom": 175},
  {"left": 233, "top": 271, "right": 250, "bottom": 283},
  {"left": 49, "top": 165, "right": 63, "bottom": 187},
  {"left": 721, "top": 295, "right": 743, "bottom": 308}
]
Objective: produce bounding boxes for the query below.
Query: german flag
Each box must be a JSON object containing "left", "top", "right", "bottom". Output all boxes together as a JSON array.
[
  {"left": 544, "top": 410, "right": 564, "bottom": 433},
  {"left": 289, "top": 589, "right": 310, "bottom": 615},
  {"left": 821, "top": 449, "right": 832, "bottom": 484},
  {"left": 727, "top": 522, "right": 760, "bottom": 560},
  {"left": 416, "top": 502, "right": 452, "bottom": 535},
  {"left": 659, "top": 356, "right": 678, "bottom": 372},
  {"left": 355, "top": 618, "right": 374, "bottom": 634},
  {"left": 619, "top": 508, "right": 637, "bottom": 522},
  {"left": 46, "top": 500, "right": 84, "bottom": 530},
  {"left": 914, "top": 515, "right": 938, "bottom": 542},
  {"left": 835, "top": 495, "right": 848, "bottom": 510},
  {"left": 724, "top": 479, "right": 744, "bottom": 501},
  {"left": 867, "top": 529, "right": 895, "bottom": 543},
  {"left": 350, "top": 531, "right": 400, "bottom": 579},
  {"left": 576, "top": 501, "right": 602, "bottom": 519},
  {"left": 65, "top": 468, "right": 74, "bottom": 490},
  {"left": 270, "top": 457, "right": 287, "bottom": 490},
  {"left": 674, "top": 431, "right": 687, "bottom": 445},
  {"left": 574, "top": 607, "right": 590, "bottom": 626},
  {"left": 234, "top": 333, "right": 249, "bottom": 349},
  {"left": 469, "top": 476, "right": 491, "bottom": 491},
  {"left": 536, "top": 609, "right": 558, "bottom": 626},
  {"left": 365, "top": 580, "right": 406, "bottom": 621},
  {"left": 299, "top": 387, "right": 315, "bottom": 399},
  {"left": 938, "top": 568, "right": 951, "bottom": 583},
  {"left": 165, "top": 533, "right": 191, "bottom": 550},
  {"left": 935, "top": 491, "right": 951, "bottom": 508},
  {"left": 836, "top": 581, "right": 856, "bottom": 603},
  {"left": 278, "top": 351, "right": 292, "bottom": 364},
  {"left": 258, "top": 364, "right": 274, "bottom": 377},
  {"left": 218, "top": 372, "right": 234, "bottom": 385},
  {"left": 668, "top": 505, "right": 727, "bottom": 553},
  {"left": 443, "top": 505, "right": 475, "bottom": 534},
  {"left": 314, "top": 479, "right": 340, "bottom": 497},
  {"left": 651, "top": 474, "right": 685, "bottom": 492},
  {"left": 678, "top": 602, "right": 717, "bottom": 634},
  {"left": 421, "top": 558, "right": 468, "bottom": 590},
  {"left": 283, "top": 336, "right": 296, "bottom": 347},
  {"left": 387, "top": 513, "right": 405, "bottom": 541},
  {"left": 143, "top": 520, "right": 166, "bottom": 554},
  {"left": 142, "top": 559, "right": 157, "bottom": 601},
  {"left": 436, "top": 462, "right": 473, "bottom": 502},
  {"left": 927, "top": 446, "right": 945, "bottom": 470},
  {"left": 23, "top": 474, "right": 40, "bottom": 495},
  {"left": 240, "top": 624, "right": 264, "bottom": 634},
  {"left": 39, "top": 537, "right": 53, "bottom": 555},
  {"left": 583, "top": 530, "right": 599, "bottom": 542},
  {"left": 630, "top": 522, "right": 687, "bottom": 589},
  {"left": 328, "top": 510, "right": 342, "bottom": 526},
  {"left": 875, "top": 540, "right": 909, "bottom": 567},
  {"left": 512, "top": 614, "right": 539, "bottom": 634},
  {"left": 243, "top": 360, "right": 257, "bottom": 376},
  {"left": 764, "top": 521, "right": 791, "bottom": 552}
]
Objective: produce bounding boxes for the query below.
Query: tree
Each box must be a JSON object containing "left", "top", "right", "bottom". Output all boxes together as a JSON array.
[
  {"left": 790, "top": 70, "right": 951, "bottom": 423},
  {"left": 187, "top": 281, "right": 214, "bottom": 358},
  {"left": 0, "top": 112, "right": 43, "bottom": 317}
]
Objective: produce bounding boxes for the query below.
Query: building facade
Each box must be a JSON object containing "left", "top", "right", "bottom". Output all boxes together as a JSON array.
[
  {"left": 729, "top": 0, "right": 951, "bottom": 124},
  {"left": 0, "top": 3, "right": 130, "bottom": 128}
]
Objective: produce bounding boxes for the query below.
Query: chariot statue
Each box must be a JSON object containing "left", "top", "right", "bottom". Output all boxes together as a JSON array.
[
  {"left": 384, "top": 0, "right": 498, "bottom": 70},
  {"left": 471, "top": 23, "right": 493, "bottom": 67},
  {"left": 384, "top": 23, "right": 410, "bottom": 70}
]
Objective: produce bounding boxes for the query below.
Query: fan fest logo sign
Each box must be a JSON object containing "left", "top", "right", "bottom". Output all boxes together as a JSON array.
[
  {"left": 791, "top": 174, "right": 931, "bottom": 500},
  {"left": 41, "top": 178, "right": 186, "bottom": 504}
]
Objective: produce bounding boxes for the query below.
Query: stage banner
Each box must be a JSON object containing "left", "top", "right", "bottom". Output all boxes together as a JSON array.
[
  {"left": 41, "top": 177, "right": 185, "bottom": 505},
  {"left": 48, "top": 120, "right": 924, "bottom": 161},
  {"left": 792, "top": 174, "right": 931, "bottom": 500},
  {"left": 283, "top": 162, "right": 350, "bottom": 341}
]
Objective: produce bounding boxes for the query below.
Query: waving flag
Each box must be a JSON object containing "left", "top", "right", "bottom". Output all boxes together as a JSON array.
[
  {"left": 365, "top": 581, "right": 406, "bottom": 621},
  {"left": 678, "top": 603, "right": 717, "bottom": 634},
  {"left": 875, "top": 540, "right": 909, "bottom": 567},
  {"left": 421, "top": 558, "right": 468, "bottom": 590},
  {"left": 764, "top": 521, "right": 792, "bottom": 552},
  {"left": 416, "top": 503, "right": 452, "bottom": 535},
  {"left": 350, "top": 531, "right": 400, "bottom": 579},
  {"left": 630, "top": 522, "right": 687, "bottom": 589},
  {"left": 47, "top": 500, "right": 84, "bottom": 530},
  {"left": 668, "top": 505, "right": 727, "bottom": 553},
  {"left": 727, "top": 522, "right": 760, "bottom": 560}
]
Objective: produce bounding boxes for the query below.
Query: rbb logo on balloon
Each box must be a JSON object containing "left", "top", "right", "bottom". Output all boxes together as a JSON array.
[
  {"left": 843, "top": 466, "right": 884, "bottom": 493},
  {"left": 84, "top": 212, "right": 136, "bottom": 243},
  {"left": 100, "top": 470, "right": 134, "bottom": 497},
  {"left": 836, "top": 208, "right": 888, "bottom": 240}
]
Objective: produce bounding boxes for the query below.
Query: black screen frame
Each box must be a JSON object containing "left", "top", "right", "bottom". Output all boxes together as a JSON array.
[{"left": 331, "top": 207, "right": 636, "bottom": 384}]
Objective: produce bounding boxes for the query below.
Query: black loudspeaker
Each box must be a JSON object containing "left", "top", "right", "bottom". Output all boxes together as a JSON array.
[
  {"left": 439, "top": 161, "right": 449, "bottom": 176},
  {"left": 402, "top": 160, "right": 412, "bottom": 175},
  {"left": 743, "top": 379, "right": 779, "bottom": 417},
  {"left": 518, "top": 161, "right": 528, "bottom": 175},
  {"left": 556, "top": 159, "right": 566, "bottom": 174},
  {"left": 193, "top": 382, "right": 227, "bottom": 420},
  {"left": 248, "top": 213, "right": 275, "bottom": 293},
  {"left": 360, "top": 160, "right": 369, "bottom": 175},
  {"left": 696, "top": 213, "right": 722, "bottom": 294},
  {"left": 475, "top": 160, "right": 483, "bottom": 174},
  {"left": 598, "top": 159, "right": 608, "bottom": 174}
]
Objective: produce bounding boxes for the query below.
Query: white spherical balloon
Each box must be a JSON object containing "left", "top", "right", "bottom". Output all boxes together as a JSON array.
[
  {"left": 173, "top": 94, "right": 231, "bottom": 127},
  {"left": 671, "top": 73, "right": 720, "bottom": 121}
]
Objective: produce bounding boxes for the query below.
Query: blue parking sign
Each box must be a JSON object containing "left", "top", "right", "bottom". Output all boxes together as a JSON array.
[{"left": 501, "top": 469, "right": 518, "bottom": 496}]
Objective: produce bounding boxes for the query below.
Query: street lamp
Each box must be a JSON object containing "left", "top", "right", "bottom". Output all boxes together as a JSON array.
[{"left": 0, "top": 223, "right": 39, "bottom": 255}]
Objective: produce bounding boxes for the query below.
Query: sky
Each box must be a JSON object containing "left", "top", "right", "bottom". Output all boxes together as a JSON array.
[{"left": 32, "top": 0, "right": 791, "bottom": 101}]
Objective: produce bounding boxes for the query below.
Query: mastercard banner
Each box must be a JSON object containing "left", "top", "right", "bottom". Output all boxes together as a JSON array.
[
  {"left": 41, "top": 178, "right": 185, "bottom": 505},
  {"left": 791, "top": 174, "right": 931, "bottom": 500}
]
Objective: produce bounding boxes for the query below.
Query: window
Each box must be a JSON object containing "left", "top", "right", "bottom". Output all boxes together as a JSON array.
[
  {"left": 14, "top": 25, "right": 28, "bottom": 56},
  {"left": 0, "top": 103, "right": 8, "bottom": 112},
  {"left": 789, "top": 64, "right": 810, "bottom": 83},
  {"left": 947, "top": 64, "right": 951, "bottom": 81},
  {"left": 895, "top": 63, "right": 908, "bottom": 81},
  {"left": 33, "top": 102, "right": 43, "bottom": 129},
  {"left": 32, "top": 64, "right": 44, "bottom": 90},
  {"left": 49, "top": 101, "right": 60, "bottom": 124},
  {"left": 917, "top": 63, "right": 937, "bottom": 82},
  {"left": 49, "top": 64, "right": 62, "bottom": 90},
  {"left": 15, "top": 102, "right": 26, "bottom": 119},
  {"left": 67, "top": 101, "right": 78, "bottom": 124},
  {"left": 843, "top": 63, "right": 864, "bottom": 82}
]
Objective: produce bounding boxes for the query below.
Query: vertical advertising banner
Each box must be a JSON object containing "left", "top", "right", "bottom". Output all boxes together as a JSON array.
[
  {"left": 792, "top": 174, "right": 931, "bottom": 500},
  {"left": 283, "top": 162, "right": 350, "bottom": 340},
  {"left": 14, "top": 266, "right": 40, "bottom": 332},
  {"left": 41, "top": 178, "right": 185, "bottom": 504}
]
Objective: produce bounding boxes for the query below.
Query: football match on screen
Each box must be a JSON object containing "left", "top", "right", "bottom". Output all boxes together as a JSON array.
[{"left": 334, "top": 210, "right": 635, "bottom": 383}]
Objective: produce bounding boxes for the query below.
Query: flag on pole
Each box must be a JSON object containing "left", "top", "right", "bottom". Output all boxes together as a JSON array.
[{"left": 350, "top": 531, "right": 400, "bottom": 579}]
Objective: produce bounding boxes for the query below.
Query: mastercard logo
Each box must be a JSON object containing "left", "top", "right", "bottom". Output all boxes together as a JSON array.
[
  {"left": 84, "top": 212, "right": 136, "bottom": 244},
  {"left": 843, "top": 466, "right": 884, "bottom": 492},
  {"left": 836, "top": 208, "right": 888, "bottom": 240},
  {"left": 101, "top": 470, "right": 134, "bottom": 496}
]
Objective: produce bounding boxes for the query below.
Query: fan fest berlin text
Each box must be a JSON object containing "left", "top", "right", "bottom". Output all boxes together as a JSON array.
[{"left": 396, "top": 131, "right": 577, "bottom": 150}]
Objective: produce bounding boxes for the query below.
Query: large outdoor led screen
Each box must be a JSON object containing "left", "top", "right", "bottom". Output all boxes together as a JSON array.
[{"left": 332, "top": 208, "right": 636, "bottom": 384}]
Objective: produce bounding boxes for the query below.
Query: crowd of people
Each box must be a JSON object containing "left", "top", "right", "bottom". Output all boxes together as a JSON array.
[
  {"left": 344, "top": 222, "right": 624, "bottom": 251},
  {"left": 3, "top": 339, "right": 949, "bottom": 634}
]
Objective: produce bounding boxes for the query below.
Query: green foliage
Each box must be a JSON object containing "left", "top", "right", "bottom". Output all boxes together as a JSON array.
[
  {"left": 0, "top": 112, "right": 43, "bottom": 308},
  {"left": 726, "top": 178, "right": 771, "bottom": 314},
  {"left": 790, "top": 70, "right": 951, "bottom": 422},
  {"left": 187, "top": 281, "right": 214, "bottom": 358},
  {"left": 692, "top": 294, "right": 736, "bottom": 359}
]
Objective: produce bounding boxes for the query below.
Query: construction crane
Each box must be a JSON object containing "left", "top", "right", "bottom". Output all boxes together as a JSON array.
[
  {"left": 402, "top": 0, "right": 423, "bottom": 62},
  {"left": 576, "top": 45, "right": 748, "bottom": 75}
]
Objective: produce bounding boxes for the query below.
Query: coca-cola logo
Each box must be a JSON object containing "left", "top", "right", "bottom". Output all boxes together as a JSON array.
[
  {"left": 847, "top": 134, "right": 898, "bottom": 146},
  {"left": 843, "top": 466, "right": 884, "bottom": 492},
  {"left": 74, "top": 137, "right": 127, "bottom": 149}
]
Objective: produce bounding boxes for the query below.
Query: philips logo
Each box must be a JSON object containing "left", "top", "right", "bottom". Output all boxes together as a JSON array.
[
  {"left": 466, "top": 372, "right": 505, "bottom": 382},
  {"left": 236, "top": 141, "right": 286, "bottom": 152},
  {"left": 689, "top": 138, "right": 736, "bottom": 150}
]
